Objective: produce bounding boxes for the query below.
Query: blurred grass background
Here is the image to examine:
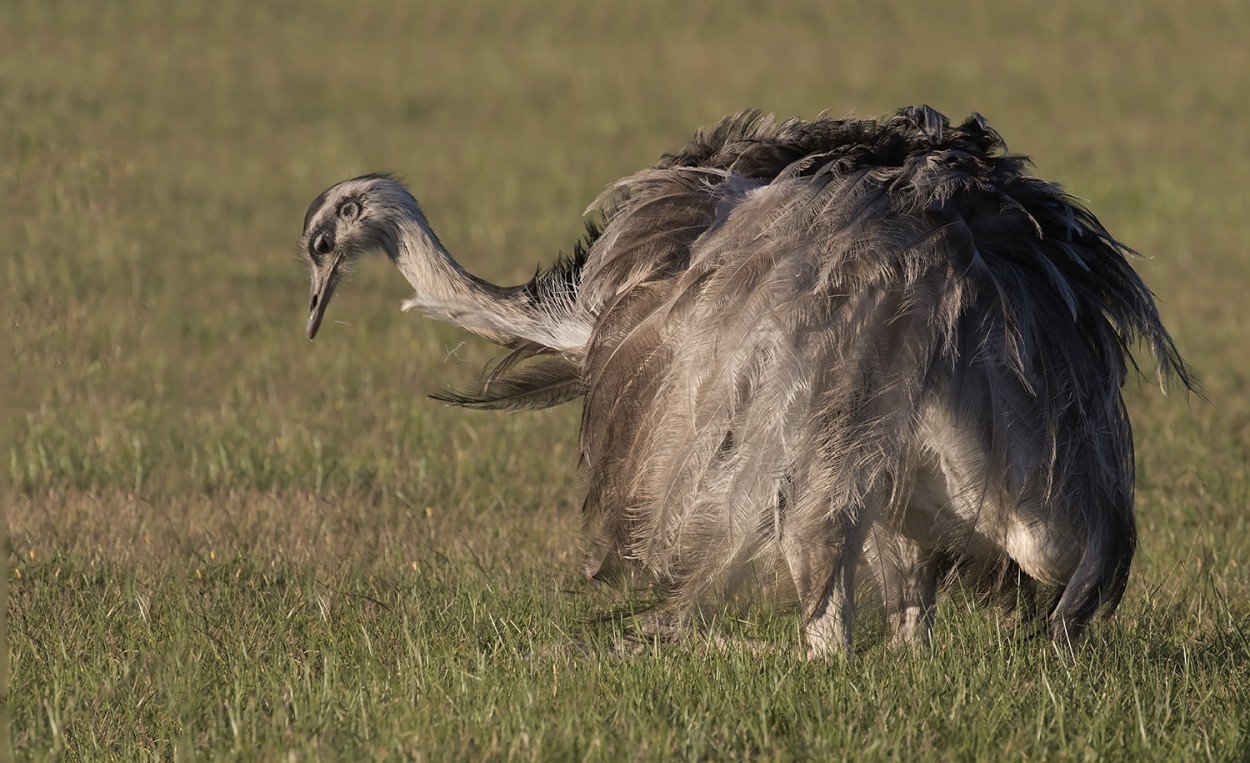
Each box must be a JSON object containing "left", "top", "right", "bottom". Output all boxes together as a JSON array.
[{"left": 4, "top": 0, "right": 1248, "bottom": 759}]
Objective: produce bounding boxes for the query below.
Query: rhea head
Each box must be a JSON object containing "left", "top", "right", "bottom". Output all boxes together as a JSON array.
[{"left": 300, "top": 173, "right": 429, "bottom": 339}]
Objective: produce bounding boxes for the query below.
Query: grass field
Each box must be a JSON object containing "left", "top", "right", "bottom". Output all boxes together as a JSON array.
[{"left": 5, "top": 0, "right": 1249, "bottom": 759}]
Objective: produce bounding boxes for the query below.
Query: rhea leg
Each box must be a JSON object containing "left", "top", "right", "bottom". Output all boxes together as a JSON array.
[
  {"left": 781, "top": 510, "right": 867, "bottom": 659},
  {"left": 880, "top": 532, "right": 939, "bottom": 648}
]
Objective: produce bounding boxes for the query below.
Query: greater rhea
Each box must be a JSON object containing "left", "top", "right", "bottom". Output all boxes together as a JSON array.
[{"left": 300, "top": 106, "right": 1194, "bottom": 656}]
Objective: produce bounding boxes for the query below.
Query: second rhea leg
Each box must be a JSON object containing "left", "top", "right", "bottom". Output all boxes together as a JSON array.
[
  {"left": 782, "top": 509, "right": 868, "bottom": 659},
  {"left": 877, "top": 529, "right": 939, "bottom": 648}
]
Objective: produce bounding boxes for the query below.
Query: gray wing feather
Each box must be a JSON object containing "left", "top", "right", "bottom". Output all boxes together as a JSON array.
[{"left": 429, "top": 356, "right": 584, "bottom": 411}]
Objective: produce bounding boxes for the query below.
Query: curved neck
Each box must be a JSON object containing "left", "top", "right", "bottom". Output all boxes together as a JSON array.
[{"left": 389, "top": 214, "right": 586, "bottom": 352}]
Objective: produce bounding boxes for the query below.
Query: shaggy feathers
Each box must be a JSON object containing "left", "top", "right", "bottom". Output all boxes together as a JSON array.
[
  {"left": 313, "top": 106, "right": 1193, "bottom": 653},
  {"left": 551, "top": 106, "right": 1190, "bottom": 649}
]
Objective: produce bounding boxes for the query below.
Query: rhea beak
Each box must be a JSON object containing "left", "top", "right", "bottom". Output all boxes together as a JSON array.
[{"left": 306, "top": 256, "right": 342, "bottom": 339}]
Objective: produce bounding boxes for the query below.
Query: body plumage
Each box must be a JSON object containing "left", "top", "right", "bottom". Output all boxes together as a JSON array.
[{"left": 300, "top": 106, "right": 1194, "bottom": 655}]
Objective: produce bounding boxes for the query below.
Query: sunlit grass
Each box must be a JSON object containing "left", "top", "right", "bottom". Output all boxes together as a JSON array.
[{"left": 5, "top": 0, "right": 1248, "bottom": 759}]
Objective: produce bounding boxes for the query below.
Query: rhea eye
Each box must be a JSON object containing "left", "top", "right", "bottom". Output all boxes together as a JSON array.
[
  {"left": 338, "top": 200, "right": 359, "bottom": 220},
  {"left": 313, "top": 232, "right": 333, "bottom": 255}
]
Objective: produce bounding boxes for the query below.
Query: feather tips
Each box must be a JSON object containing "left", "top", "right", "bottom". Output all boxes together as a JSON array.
[{"left": 430, "top": 356, "right": 583, "bottom": 411}]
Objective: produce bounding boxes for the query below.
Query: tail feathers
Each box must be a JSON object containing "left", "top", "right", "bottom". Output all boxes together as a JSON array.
[{"left": 1048, "top": 509, "right": 1137, "bottom": 647}]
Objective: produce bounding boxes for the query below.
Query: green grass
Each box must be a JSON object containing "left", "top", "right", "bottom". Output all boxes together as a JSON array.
[{"left": 5, "top": 0, "right": 1249, "bottom": 759}]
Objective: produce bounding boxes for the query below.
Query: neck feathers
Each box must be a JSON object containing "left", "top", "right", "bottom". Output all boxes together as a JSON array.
[{"left": 391, "top": 214, "right": 589, "bottom": 353}]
